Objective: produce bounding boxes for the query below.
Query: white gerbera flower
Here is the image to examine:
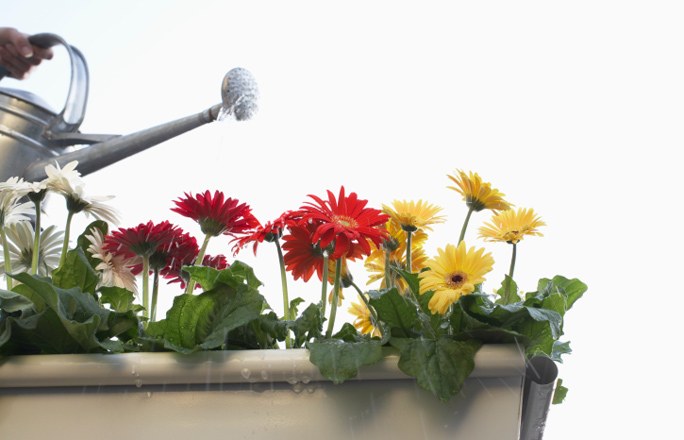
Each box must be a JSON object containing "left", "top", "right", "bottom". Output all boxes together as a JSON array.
[
  {"left": 65, "top": 185, "right": 120, "bottom": 225},
  {"left": 45, "top": 160, "right": 83, "bottom": 195},
  {"left": 1, "top": 222, "right": 63, "bottom": 276},
  {"left": 85, "top": 228, "right": 138, "bottom": 294}
]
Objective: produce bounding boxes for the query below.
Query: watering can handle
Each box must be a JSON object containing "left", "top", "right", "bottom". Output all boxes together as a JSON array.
[{"left": 0, "top": 33, "right": 88, "bottom": 134}]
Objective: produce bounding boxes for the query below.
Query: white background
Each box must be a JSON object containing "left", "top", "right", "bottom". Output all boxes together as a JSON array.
[{"left": 4, "top": 1, "right": 683, "bottom": 438}]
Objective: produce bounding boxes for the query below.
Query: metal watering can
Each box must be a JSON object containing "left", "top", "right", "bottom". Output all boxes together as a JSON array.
[{"left": 0, "top": 33, "right": 258, "bottom": 182}]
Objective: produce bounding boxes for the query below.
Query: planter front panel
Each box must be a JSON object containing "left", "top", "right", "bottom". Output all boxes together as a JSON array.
[
  {"left": 0, "top": 376, "right": 523, "bottom": 440},
  {"left": 0, "top": 346, "right": 526, "bottom": 440}
]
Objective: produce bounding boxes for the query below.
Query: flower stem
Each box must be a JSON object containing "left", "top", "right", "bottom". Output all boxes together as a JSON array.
[
  {"left": 505, "top": 242, "right": 517, "bottom": 302},
  {"left": 30, "top": 200, "right": 41, "bottom": 275},
  {"left": 458, "top": 206, "right": 475, "bottom": 244},
  {"left": 1, "top": 227, "right": 13, "bottom": 290},
  {"left": 405, "top": 230, "right": 413, "bottom": 272},
  {"left": 141, "top": 256, "right": 150, "bottom": 321},
  {"left": 275, "top": 238, "right": 292, "bottom": 348},
  {"left": 383, "top": 248, "right": 393, "bottom": 289},
  {"left": 185, "top": 233, "right": 211, "bottom": 294},
  {"left": 351, "top": 281, "right": 380, "bottom": 332},
  {"left": 150, "top": 269, "right": 161, "bottom": 322},
  {"left": 320, "top": 251, "right": 329, "bottom": 316},
  {"left": 325, "top": 258, "right": 342, "bottom": 338},
  {"left": 59, "top": 210, "right": 74, "bottom": 268}
]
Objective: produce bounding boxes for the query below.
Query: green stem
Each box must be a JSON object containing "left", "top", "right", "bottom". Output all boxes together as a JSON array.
[
  {"left": 320, "top": 251, "right": 329, "bottom": 316},
  {"left": 141, "top": 256, "right": 150, "bottom": 321},
  {"left": 59, "top": 210, "right": 74, "bottom": 268},
  {"left": 30, "top": 200, "right": 41, "bottom": 275},
  {"left": 2, "top": 227, "right": 13, "bottom": 290},
  {"left": 384, "top": 248, "right": 392, "bottom": 289},
  {"left": 150, "top": 269, "right": 160, "bottom": 322},
  {"left": 275, "top": 239, "right": 292, "bottom": 348},
  {"left": 325, "top": 258, "right": 342, "bottom": 338},
  {"left": 351, "top": 281, "right": 380, "bottom": 332},
  {"left": 458, "top": 206, "right": 475, "bottom": 244},
  {"left": 505, "top": 243, "right": 517, "bottom": 301},
  {"left": 405, "top": 230, "right": 413, "bottom": 272},
  {"left": 185, "top": 233, "right": 211, "bottom": 294}
]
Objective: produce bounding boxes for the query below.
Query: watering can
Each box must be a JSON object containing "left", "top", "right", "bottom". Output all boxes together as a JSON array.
[{"left": 0, "top": 33, "right": 258, "bottom": 182}]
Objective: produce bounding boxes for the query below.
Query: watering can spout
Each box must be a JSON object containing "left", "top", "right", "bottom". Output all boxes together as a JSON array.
[
  {"left": 23, "top": 104, "right": 224, "bottom": 181},
  {"left": 0, "top": 33, "right": 258, "bottom": 183}
]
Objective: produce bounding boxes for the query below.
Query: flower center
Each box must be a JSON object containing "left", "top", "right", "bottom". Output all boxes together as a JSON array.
[
  {"left": 333, "top": 215, "right": 358, "bottom": 228},
  {"left": 447, "top": 271, "right": 467, "bottom": 288}
]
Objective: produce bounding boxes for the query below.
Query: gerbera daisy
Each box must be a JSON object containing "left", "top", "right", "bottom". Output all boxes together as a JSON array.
[
  {"left": 299, "top": 186, "right": 388, "bottom": 260},
  {"left": 447, "top": 170, "right": 512, "bottom": 212},
  {"left": 171, "top": 190, "right": 258, "bottom": 238},
  {"left": 479, "top": 208, "right": 545, "bottom": 303},
  {"left": 44, "top": 160, "right": 83, "bottom": 194},
  {"left": 281, "top": 222, "right": 326, "bottom": 283},
  {"left": 447, "top": 170, "right": 513, "bottom": 244},
  {"left": 478, "top": 208, "right": 545, "bottom": 244},
  {"left": 233, "top": 210, "right": 297, "bottom": 256},
  {"left": 419, "top": 241, "right": 494, "bottom": 315},
  {"left": 1, "top": 222, "right": 63, "bottom": 277},
  {"left": 86, "top": 228, "right": 138, "bottom": 294},
  {"left": 348, "top": 301, "right": 381, "bottom": 338},
  {"left": 382, "top": 199, "right": 445, "bottom": 233},
  {"left": 105, "top": 221, "right": 181, "bottom": 318}
]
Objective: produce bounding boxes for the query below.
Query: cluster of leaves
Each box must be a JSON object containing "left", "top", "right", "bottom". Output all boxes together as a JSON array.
[{"left": 308, "top": 269, "right": 587, "bottom": 402}]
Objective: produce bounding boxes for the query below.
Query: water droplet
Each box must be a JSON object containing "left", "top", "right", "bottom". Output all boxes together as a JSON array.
[
  {"left": 260, "top": 370, "right": 269, "bottom": 380},
  {"left": 292, "top": 383, "right": 304, "bottom": 394},
  {"left": 306, "top": 385, "right": 315, "bottom": 393},
  {"left": 286, "top": 377, "right": 298, "bottom": 385},
  {"left": 130, "top": 367, "right": 136, "bottom": 375},
  {"left": 301, "top": 375, "right": 311, "bottom": 384},
  {"left": 146, "top": 392, "right": 153, "bottom": 398},
  {"left": 241, "top": 368, "right": 251, "bottom": 379},
  {"left": 134, "top": 379, "right": 142, "bottom": 388}
]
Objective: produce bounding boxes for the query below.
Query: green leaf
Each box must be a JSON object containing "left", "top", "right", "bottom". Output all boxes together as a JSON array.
[
  {"left": 552, "top": 378, "right": 568, "bottom": 404},
  {"left": 495, "top": 275, "right": 520, "bottom": 305},
  {"left": 6, "top": 273, "right": 114, "bottom": 353},
  {"left": 392, "top": 267, "right": 422, "bottom": 296},
  {"left": 308, "top": 338, "right": 383, "bottom": 384},
  {"left": 100, "top": 286, "right": 144, "bottom": 313},
  {"left": 289, "top": 297, "right": 306, "bottom": 318},
  {"left": 291, "top": 303, "right": 323, "bottom": 347},
  {"left": 149, "top": 283, "right": 266, "bottom": 353},
  {"left": 391, "top": 337, "right": 481, "bottom": 402},
  {"left": 368, "top": 288, "right": 420, "bottom": 336},
  {"left": 538, "top": 276, "right": 587, "bottom": 312},
  {"left": 225, "top": 311, "right": 285, "bottom": 349},
  {"left": 52, "top": 248, "right": 99, "bottom": 295},
  {"left": 183, "top": 260, "right": 263, "bottom": 292},
  {"left": 551, "top": 340, "right": 572, "bottom": 362}
]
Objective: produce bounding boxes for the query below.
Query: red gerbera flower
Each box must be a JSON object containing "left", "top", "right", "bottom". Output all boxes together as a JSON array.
[
  {"left": 104, "top": 220, "right": 180, "bottom": 259},
  {"left": 298, "top": 186, "right": 389, "bottom": 259},
  {"left": 282, "top": 221, "right": 364, "bottom": 282},
  {"left": 171, "top": 190, "right": 259, "bottom": 238},
  {"left": 129, "top": 227, "right": 198, "bottom": 275},
  {"left": 233, "top": 210, "right": 299, "bottom": 256},
  {"left": 281, "top": 222, "right": 325, "bottom": 282}
]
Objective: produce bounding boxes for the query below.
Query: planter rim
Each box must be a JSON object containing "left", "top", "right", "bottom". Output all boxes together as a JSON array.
[{"left": 0, "top": 344, "right": 525, "bottom": 388}]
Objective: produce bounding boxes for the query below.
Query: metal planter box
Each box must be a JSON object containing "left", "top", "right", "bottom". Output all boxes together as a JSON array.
[{"left": 0, "top": 345, "right": 556, "bottom": 439}]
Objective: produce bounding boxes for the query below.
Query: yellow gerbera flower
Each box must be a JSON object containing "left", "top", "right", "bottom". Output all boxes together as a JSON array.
[
  {"left": 382, "top": 199, "right": 446, "bottom": 232},
  {"left": 478, "top": 208, "right": 545, "bottom": 244},
  {"left": 348, "top": 301, "right": 381, "bottom": 337},
  {"left": 419, "top": 241, "right": 494, "bottom": 315},
  {"left": 365, "top": 221, "right": 428, "bottom": 289},
  {"left": 447, "top": 170, "right": 512, "bottom": 212}
]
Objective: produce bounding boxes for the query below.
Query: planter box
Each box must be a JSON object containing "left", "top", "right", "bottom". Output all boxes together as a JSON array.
[{"left": 0, "top": 345, "right": 556, "bottom": 439}]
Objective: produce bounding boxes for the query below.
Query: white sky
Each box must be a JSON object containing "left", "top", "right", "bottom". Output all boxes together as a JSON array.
[{"left": 4, "top": 1, "right": 684, "bottom": 438}]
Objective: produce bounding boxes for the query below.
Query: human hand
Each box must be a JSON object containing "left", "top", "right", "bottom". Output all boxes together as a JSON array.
[{"left": 0, "top": 27, "right": 54, "bottom": 79}]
